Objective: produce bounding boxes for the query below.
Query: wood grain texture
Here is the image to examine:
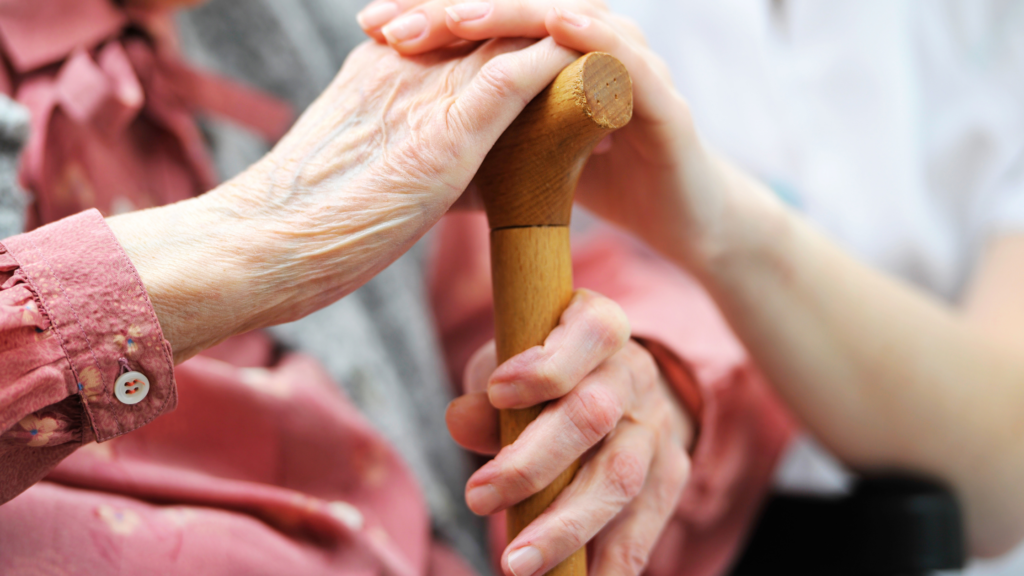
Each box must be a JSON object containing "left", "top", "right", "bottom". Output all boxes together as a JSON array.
[
  {"left": 478, "top": 52, "right": 633, "bottom": 229},
  {"left": 478, "top": 53, "right": 633, "bottom": 576},
  {"left": 491, "top": 227, "right": 584, "bottom": 576}
]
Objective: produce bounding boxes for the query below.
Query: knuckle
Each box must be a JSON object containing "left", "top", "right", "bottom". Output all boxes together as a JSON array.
[
  {"left": 579, "top": 295, "right": 631, "bottom": 350},
  {"left": 605, "top": 539, "right": 650, "bottom": 575},
  {"left": 648, "top": 403, "right": 679, "bottom": 447},
  {"left": 503, "top": 457, "right": 544, "bottom": 495},
  {"left": 534, "top": 360, "right": 574, "bottom": 397},
  {"left": 668, "top": 450, "right": 692, "bottom": 489},
  {"left": 603, "top": 449, "right": 647, "bottom": 502},
  {"left": 654, "top": 402, "right": 676, "bottom": 432},
  {"left": 653, "top": 452, "right": 691, "bottom": 509},
  {"left": 475, "top": 56, "right": 528, "bottom": 107},
  {"left": 623, "top": 338, "right": 647, "bottom": 361},
  {"left": 565, "top": 386, "right": 622, "bottom": 446},
  {"left": 553, "top": 513, "right": 589, "bottom": 551},
  {"left": 624, "top": 343, "right": 659, "bottom": 396},
  {"left": 594, "top": 325, "right": 626, "bottom": 355}
]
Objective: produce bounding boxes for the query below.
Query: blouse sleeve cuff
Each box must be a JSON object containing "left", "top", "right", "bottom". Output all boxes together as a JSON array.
[
  {"left": 633, "top": 336, "right": 704, "bottom": 450},
  {"left": 1, "top": 209, "right": 176, "bottom": 442}
]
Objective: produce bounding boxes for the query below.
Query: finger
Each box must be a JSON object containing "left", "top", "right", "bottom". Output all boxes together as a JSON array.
[
  {"left": 464, "top": 340, "right": 498, "bottom": 394},
  {"left": 453, "top": 35, "right": 535, "bottom": 72},
  {"left": 606, "top": 13, "right": 647, "bottom": 46},
  {"left": 356, "top": 0, "right": 433, "bottom": 43},
  {"left": 589, "top": 434, "right": 690, "bottom": 575},
  {"left": 446, "top": 37, "right": 577, "bottom": 176},
  {"left": 542, "top": 8, "right": 684, "bottom": 123},
  {"left": 464, "top": 343, "right": 659, "bottom": 515},
  {"left": 371, "top": 0, "right": 553, "bottom": 54},
  {"left": 376, "top": 0, "right": 594, "bottom": 55},
  {"left": 383, "top": 0, "right": 613, "bottom": 55},
  {"left": 500, "top": 420, "right": 656, "bottom": 576},
  {"left": 446, "top": 391, "right": 501, "bottom": 454},
  {"left": 488, "top": 289, "right": 631, "bottom": 409},
  {"left": 442, "top": 4, "right": 685, "bottom": 130},
  {"left": 381, "top": 0, "right": 468, "bottom": 54},
  {"left": 445, "top": 0, "right": 602, "bottom": 44}
]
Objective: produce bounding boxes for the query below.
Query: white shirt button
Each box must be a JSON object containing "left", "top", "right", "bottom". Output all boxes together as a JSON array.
[{"left": 114, "top": 371, "right": 150, "bottom": 405}]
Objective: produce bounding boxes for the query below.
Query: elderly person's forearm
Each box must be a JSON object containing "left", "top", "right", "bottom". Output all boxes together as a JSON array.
[{"left": 108, "top": 38, "right": 578, "bottom": 365}]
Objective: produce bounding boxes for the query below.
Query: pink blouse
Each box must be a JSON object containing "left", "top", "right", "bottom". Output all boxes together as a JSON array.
[
  {"left": 0, "top": 2, "right": 796, "bottom": 574},
  {"left": 0, "top": 209, "right": 175, "bottom": 499},
  {"left": 0, "top": 208, "right": 795, "bottom": 576}
]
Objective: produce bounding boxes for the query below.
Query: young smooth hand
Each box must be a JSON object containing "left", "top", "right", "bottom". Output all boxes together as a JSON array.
[{"left": 446, "top": 290, "right": 693, "bottom": 576}]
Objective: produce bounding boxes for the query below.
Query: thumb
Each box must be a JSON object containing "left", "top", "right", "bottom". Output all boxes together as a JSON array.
[
  {"left": 446, "top": 392, "right": 501, "bottom": 454},
  {"left": 447, "top": 37, "right": 577, "bottom": 157},
  {"left": 463, "top": 340, "right": 498, "bottom": 393}
]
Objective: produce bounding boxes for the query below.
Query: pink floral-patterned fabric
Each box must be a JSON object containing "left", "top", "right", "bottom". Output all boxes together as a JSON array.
[
  {"left": 0, "top": 209, "right": 175, "bottom": 503},
  {"left": 0, "top": 209, "right": 794, "bottom": 576}
]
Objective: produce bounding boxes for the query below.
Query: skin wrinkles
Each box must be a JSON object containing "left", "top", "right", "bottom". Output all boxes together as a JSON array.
[
  {"left": 369, "top": 74, "right": 400, "bottom": 168},
  {"left": 224, "top": 49, "right": 478, "bottom": 316},
  {"left": 107, "top": 28, "right": 707, "bottom": 574},
  {"left": 110, "top": 37, "right": 580, "bottom": 363},
  {"left": 129, "top": 16, "right": 696, "bottom": 570}
]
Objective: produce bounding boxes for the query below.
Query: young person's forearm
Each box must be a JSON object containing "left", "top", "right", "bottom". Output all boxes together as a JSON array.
[{"left": 685, "top": 162, "right": 1024, "bottom": 555}]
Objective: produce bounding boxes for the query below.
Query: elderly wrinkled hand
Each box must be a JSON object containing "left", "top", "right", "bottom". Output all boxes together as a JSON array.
[
  {"left": 358, "top": 0, "right": 732, "bottom": 271},
  {"left": 110, "top": 37, "right": 577, "bottom": 362},
  {"left": 446, "top": 290, "right": 693, "bottom": 576}
]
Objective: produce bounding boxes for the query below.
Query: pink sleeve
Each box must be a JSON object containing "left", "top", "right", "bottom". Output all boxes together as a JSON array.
[
  {"left": 430, "top": 213, "right": 796, "bottom": 576},
  {"left": 0, "top": 209, "right": 176, "bottom": 504}
]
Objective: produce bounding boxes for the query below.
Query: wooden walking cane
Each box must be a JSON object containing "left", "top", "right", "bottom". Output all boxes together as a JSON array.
[{"left": 476, "top": 53, "right": 633, "bottom": 576}]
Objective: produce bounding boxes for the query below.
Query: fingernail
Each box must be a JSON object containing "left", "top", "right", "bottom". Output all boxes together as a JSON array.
[
  {"left": 488, "top": 382, "right": 520, "bottom": 408},
  {"left": 446, "top": 2, "right": 491, "bottom": 23},
  {"left": 382, "top": 12, "right": 428, "bottom": 44},
  {"left": 508, "top": 546, "right": 544, "bottom": 576},
  {"left": 554, "top": 7, "right": 590, "bottom": 28},
  {"left": 466, "top": 484, "right": 501, "bottom": 515},
  {"left": 357, "top": 2, "right": 399, "bottom": 29}
]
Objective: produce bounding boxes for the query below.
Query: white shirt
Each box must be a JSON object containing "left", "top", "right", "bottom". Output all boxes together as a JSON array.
[
  {"left": 612, "top": 0, "right": 1024, "bottom": 300},
  {"left": 607, "top": 0, "right": 1024, "bottom": 571}
]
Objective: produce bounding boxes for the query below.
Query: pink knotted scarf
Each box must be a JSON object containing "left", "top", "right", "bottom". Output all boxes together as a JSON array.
[{"left": 0, "top": 0, "right": 293, "bottom": 228}]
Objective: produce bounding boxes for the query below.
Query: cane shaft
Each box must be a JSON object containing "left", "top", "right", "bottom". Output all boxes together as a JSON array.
[
  {"left": 479, "top": 52, "right": 632, "bottom": 576},
  {"left": 491, "top": 226, "right": 584, "bottom": 576}
]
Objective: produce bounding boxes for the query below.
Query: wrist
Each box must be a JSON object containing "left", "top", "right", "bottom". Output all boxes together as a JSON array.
[
  {"left": 680, "top": 152, "right": 798, "bottom": 290},
  {"left": 107, "top": 188, "right": 270, "bottom": 363}
]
